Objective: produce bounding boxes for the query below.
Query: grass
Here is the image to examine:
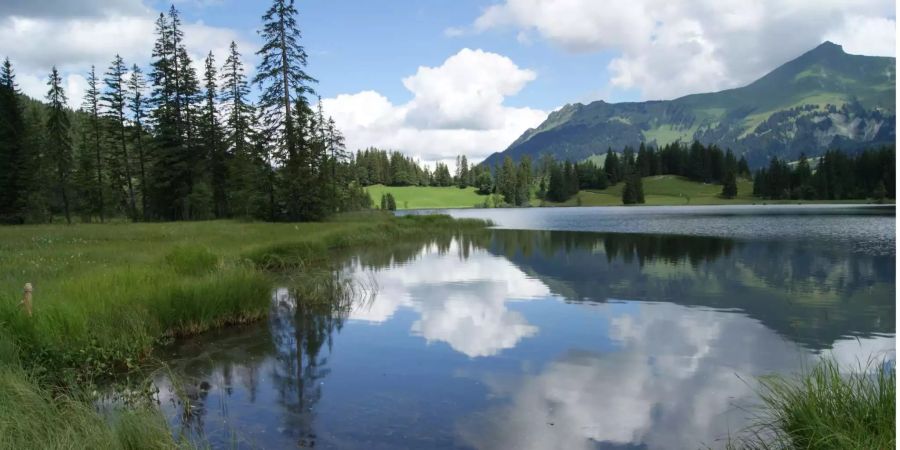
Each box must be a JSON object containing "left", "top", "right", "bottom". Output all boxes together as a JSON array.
[
  {"left": 0, "top": 213, "right": 490, "bottom": 449},
  {"left": 365, "top": 184, "right": 487, "bottom": 209},
  {"left": 726, "top": 358, "right": 895, "bottom": 450},
  {"left": 538, "top": 175, "right": 757, "bottom": 206}
]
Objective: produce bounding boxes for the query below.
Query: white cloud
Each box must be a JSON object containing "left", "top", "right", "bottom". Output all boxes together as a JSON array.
[
  {"left": 0, "top": 2, "right": 254, "bottom": 109},
  {"left": 459, "top": 301, "right": 896, "bottom": 449},
  {"left": 347, "top": 238, "right": 549, "bottom": 357},
  {"left": 467, "top": 0, "right": 896, "bottom": 100},
  {"left": 321, "top": 48, "right": 546, "bottom": 166}
]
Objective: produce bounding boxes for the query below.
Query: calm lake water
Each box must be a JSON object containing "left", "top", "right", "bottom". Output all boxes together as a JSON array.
[{"left": 155, "top": 205, "right": 896, "bottom": 449}]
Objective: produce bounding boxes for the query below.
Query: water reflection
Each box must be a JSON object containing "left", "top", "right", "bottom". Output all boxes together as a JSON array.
[{"left": 154, "top": 228, "right": 895, "bottom": 449}]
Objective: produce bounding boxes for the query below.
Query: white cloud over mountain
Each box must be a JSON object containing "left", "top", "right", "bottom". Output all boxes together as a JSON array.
[
  {"left": 468, "top": 0, "right": 896, "bottom": 100},
  {"left": 320, "top": 48, "right": 546, "bottom": 167}
]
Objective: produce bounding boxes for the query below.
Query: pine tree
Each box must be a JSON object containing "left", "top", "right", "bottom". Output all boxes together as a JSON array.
[
  {"left": 622, "top": 173, "right": 645, "bottom": 205},
  {"left": 221, "top": 41, "right": 263, "bottom": 218},
  {"left": 325, "top": 115, "right": 346, "bottom": 211},
  {"left": 721, "top": 168, "right": 738, "bottom": 199},
  {"left": 254, "top": 0, "right": 316, "bottom": 158},
  {"left": 604, "top": 150, "right": 621, "bottom": 185},
  {"left": 83, "top": 65, "right": 105, "bottom": 221},
  {"left": 46, "top": 67, "right": 73, "bottom": 224},
  {"left": 499, "top": 156, "right": 517, "bottom": 204},
  {"left": 201, "top": 51, "right": 227, "bottom": 217},
  {"left": 0, "top": 58, "right": 27, "bottom": 223},
  {"left": 22, "top": 105, "right": 51, "bottom": 223},
  {"left": 515, "top": 156, "right": 532, "bottom": 206},
  {"left": 255, "top": 0, "right": 319, "bottom": 220},
  {"left": 127, "top": 64, "right": 149, "bottom": 219},
  {"left": 148, "top": 7, "right": 203, "bottom": 220},
  {"left": 103, "top": 54, "right": 137, "bottom": 220}
]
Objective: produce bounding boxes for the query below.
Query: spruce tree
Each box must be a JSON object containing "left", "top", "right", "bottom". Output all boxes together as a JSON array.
[
  {"left": 499, "top": 156, "right": 517, "bottom": 204},
  {"left": 254, "top": 0, "right": 316, "bottom": 161},
  {"left": 255, "top": 0, "right": 322, "bottom": 221},
  {"left": 201, "top": 51, "right": 227, "bottom": 217},
  {"left": 102, "top": 54, "right": 137, "bottom": 220},
  {"left": 221, "top": 41, "right": 262, "bottom": 218},
  {"left": 148, "top": 7, "right": 202, "bottom": 220},
  {"left": 46, "top": 67, "right": 73, "bottom": 224},
  {"left": 127, "top": 64, "right": 149, "bottom": 219},
  {"left": 83, "top": 65, "right": 105, "bottom": 221},
  {"left": 0, "top": 58, "right": 27, "bottom": 223},
  {"left": 721, "top": 168, "right": 738, "bottom": 199}
]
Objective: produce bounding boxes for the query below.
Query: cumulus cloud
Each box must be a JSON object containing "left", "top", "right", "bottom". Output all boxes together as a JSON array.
[
  {"left": 321, "top": 48, "right": 546, "bottom": 167},
  {"left": 0, "top": 0, "right": 253, "bottom": 108},
  {"left": 466, "top": 0, "right": 896, "bottom": 99},
  {"left": 347, "top": 237, "right": 549, "bottom": 357},
  {"left": 459, "top": 301, "right": 895, "bottom": 449}
]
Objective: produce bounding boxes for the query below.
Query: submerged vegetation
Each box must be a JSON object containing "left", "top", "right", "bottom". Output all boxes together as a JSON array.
[
  {"left": 0, "top": 214, "right": 489, "bottom": 449},
  {"left": 727, "top": 359, "right": 895, "bottom": 450}
]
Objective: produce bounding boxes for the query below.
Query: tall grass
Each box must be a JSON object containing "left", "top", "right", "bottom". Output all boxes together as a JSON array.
[
  {"left": 726, "top": 358, "right": 895, "bottom": 450},
  {"left": 0, "top": 213, "right": 490, "bottom": 448}
]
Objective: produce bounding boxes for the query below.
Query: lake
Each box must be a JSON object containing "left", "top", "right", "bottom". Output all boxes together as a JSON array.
[{"left": 154, "top": 205, "right": 896, "bottom": 449}]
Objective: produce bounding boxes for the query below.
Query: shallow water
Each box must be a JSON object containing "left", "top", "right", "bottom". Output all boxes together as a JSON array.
[{"left": 155, "top": 206, "right": 896, "bottom": 449}]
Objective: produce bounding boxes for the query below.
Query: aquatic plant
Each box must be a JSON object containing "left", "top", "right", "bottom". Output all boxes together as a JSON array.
[{"left": 725, "top": 358, "right": 895, "bottom": 450}]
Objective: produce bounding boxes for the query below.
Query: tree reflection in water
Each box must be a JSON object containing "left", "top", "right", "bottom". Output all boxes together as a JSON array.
[{"left": 152, "top": 228, "right": 893, "bottom": 449}]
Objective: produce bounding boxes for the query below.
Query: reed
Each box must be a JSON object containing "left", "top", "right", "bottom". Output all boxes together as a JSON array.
[
  {"left": 0, "top": 213, "right": 490, "bottom": 449},
  {"left": 725, "top": 358, "right": 895, "bottom": 450}
]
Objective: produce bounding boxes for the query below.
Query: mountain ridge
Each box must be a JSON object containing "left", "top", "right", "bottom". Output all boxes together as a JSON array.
[{"left": 484, "top": 42, "right": 895, "bottom": 169}]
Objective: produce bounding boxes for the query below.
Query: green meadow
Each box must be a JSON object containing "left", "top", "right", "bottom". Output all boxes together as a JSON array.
[
  {"left": 0, "top": 214, "right": 489, "bottom": 449},
  {"left": 539, "top": 175, "right": 756, "bottom": 206},
  {"left": 365, "top": 184, "right": 487, "bottom": 209}
]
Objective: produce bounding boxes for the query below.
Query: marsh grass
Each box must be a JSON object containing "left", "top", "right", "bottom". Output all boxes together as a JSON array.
[
  {"left": 725, "top": 358, "right": 895, "bottom": 450},
  {"left": 0, "top": 213, "right": 489, "bottom": 449}
]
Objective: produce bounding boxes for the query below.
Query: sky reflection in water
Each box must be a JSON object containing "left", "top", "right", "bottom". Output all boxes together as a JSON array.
[{"left": 155, "top": 224, "right": 895, "bottom": 449}]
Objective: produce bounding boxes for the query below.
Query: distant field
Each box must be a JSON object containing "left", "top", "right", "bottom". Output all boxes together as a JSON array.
[
  {"left": 366, "top": 177, "right": 884, "bottom": 210},
  {"left": 366, "top": 184, "right": 487, "bottom": 209},
  {"left": 537, "top": 175, "right": 756, "bottom": 207}
]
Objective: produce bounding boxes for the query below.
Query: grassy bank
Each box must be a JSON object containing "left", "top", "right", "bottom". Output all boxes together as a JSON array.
[
  {"left": 726, "top": 359, "right": 895, "bottom": 450},
  {"left": 0, "top": 213, "right": 489, "bottom": 449}
]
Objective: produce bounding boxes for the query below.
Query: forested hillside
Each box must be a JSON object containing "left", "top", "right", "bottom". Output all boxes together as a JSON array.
[{"left": 485, "top": 42, "right": 895, "bottom": 169}]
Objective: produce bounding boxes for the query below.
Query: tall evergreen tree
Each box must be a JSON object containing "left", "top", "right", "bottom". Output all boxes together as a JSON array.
[
  {"left": 221, "top": 41, "right": 262, "bottom": 218},
  {"left": 127, "top": 64, "right": 149, "bottom": 219},
  {"left": 515, "top": 156, "right": 532, "bottom": 206},
  {"left": 0, "top": 58, "right": 27, "bottom": 223},
  {"left": 83, "top": 65, "right": 105, "bottom": 221},
  {"left": 148, "top": 7, "right": 203, "bottom": 220},
  {"left": 499, "top": 156, "right": 517, "bottom": 204},
  {"left": 721, "top": 168, "right": 738, "bottom": 198},
  {"left": 102, "top": 54, "right": 137, "bottom": 220},
  {"left": 254, "top": 0, "right": 319, "bottom": 220},
  {"left": 201, "top": 51, "right": 227, "bottom": 217},
  {"left": 254, "top": 0, "right": 316, "bottom": 161},
  {"left": 45, "top": 67, "right": 73, "bottom": 224},
  {"left": 221, "top": 41, "right": 254, "bottom": 158}
]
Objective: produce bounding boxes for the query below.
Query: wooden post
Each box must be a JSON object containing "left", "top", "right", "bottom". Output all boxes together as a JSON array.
[{"left": 20, "top": 283, "right": 32, "bottom": 317}]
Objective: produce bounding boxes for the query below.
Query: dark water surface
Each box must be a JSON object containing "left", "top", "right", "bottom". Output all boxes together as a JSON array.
[{"left": 156, "top": 206, "right": 895, "bottom": 449}]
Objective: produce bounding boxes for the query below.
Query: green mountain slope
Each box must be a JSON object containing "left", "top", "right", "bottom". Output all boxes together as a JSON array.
[{"left": 486, "top": 42, "right": 895, "bottom": 169}]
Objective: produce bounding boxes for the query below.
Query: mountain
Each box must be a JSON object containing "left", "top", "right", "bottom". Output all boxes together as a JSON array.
[{"left": 484, "top": 42, "right": 895, "bottom": 169}]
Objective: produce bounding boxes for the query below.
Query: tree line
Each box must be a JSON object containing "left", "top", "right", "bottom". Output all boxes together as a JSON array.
[
  {"left": 752, "top": 147, "right": 895, "bottom": 201},
  {"left": 532, "top": 141, "right": 750, "bottom": 204},
  {"left": 0, "top": 1, "right": 372, "bottom": 225},
  {"left": 348, "top": 149, "right": 492, "bottom": 190}
]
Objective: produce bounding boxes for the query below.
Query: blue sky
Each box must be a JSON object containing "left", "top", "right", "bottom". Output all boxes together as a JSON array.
[
  {"left": 0, "top": 0, "right": 895, "bottom": 165},
  {"left": 149, "top": 0, "right": 631, "bottom": 109}
]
